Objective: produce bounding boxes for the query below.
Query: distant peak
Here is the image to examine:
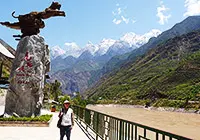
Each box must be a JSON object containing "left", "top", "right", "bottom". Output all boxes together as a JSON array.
[
  {"left": 50, "top": 45, "right": 66, "bottom": 59},
  {"left": 120, "top": 29, "right": 162, "bottom": 47}
]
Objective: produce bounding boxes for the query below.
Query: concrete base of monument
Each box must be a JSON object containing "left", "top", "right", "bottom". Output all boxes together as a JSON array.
[
  {"left": 0, "top": 119, "right": 52, "bottom": 127},
  {"left": 0, "top": 106, "right": 53, "bottom": 127}
]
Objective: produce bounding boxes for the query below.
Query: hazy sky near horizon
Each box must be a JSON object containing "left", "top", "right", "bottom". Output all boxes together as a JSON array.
[{"left": 0, "top": 0, "right": 200, "bottom": 49}]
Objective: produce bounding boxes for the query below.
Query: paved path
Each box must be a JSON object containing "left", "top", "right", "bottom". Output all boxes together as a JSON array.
[{"left": 0, "top": 106, "right": 90, "bottom": 140}]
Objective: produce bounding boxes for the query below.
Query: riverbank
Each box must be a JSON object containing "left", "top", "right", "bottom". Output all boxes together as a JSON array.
[
  {"left": 87, "top": 104, "right": 200, "bottom": 114},
  {"left": 87, "top": 104, "right": 200, "bottom": 140}
]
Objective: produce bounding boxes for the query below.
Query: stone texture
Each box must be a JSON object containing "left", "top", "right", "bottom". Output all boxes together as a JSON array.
[{"left": 4, "top": 35, "right": 50, "bottom": 117}]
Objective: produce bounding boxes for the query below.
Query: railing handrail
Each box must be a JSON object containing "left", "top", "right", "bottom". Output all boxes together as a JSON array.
[{"left": 72, "top": 105, "right": 193, "bottom": 140}]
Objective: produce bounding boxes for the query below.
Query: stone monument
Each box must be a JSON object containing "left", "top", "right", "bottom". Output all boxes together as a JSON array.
[{"left": 0, "top": 2, "right": 65, "bottom": 117}]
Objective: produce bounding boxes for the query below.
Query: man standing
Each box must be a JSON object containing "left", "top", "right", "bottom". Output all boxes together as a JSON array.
[{"left": 58, "top": 100, "right": 74, "bottom": 140}]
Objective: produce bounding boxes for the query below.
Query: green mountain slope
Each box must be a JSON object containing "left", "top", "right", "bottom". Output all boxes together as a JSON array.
[
  {"left": 0, "top": 39, "right": 15, "bottom": 77},
  {"left": 85, "top": 30, "right": 200, "bottom": 107},
  {"left": 0, "top": 57, "right": 12, "bottom": 77}
]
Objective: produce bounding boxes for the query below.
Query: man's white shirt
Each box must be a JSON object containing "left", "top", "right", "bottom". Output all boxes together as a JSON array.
[{"left": 61, "top": 108, "right": 73, "bottom": 126}]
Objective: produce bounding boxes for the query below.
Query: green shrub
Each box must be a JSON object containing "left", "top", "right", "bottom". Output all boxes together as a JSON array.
[
  {"left": 153, "top": 99, "right": 186, "bottom": 108},
  {"left": 58, "top": 95, "right": 71, "bottom": 105},
  {"left": 0, "top": 114, "right": 53, "bottom": 122},
  {"left": 96, "top": 99, "right": 114, "bottom": 104}
]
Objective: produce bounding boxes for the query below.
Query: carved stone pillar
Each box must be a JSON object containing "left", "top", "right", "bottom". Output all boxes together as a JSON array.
[{"left": 4, "top": 35, "right": 50, "bottom": 117}]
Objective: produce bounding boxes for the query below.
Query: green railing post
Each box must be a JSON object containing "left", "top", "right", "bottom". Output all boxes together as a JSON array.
[
  {"left": 144, "top": 128, "right": 146, "bottom": 138},
  {"left": 119, "top": 120, "right": 123, "bottom": 140},
  {"left": 84, "top": 109, "right": 91, "bottom": 131},
  {"left": 156, "top": 132, "right": 159, "bottom": 140},
  {"left": 96, "top": 113, "right": 99, "bottom": 140},
  {"left": 127, "top": 123, "right": 130, "bottom": 140},
  {"left": 135, "top": 125, "right": 137, "bottom": 140}
]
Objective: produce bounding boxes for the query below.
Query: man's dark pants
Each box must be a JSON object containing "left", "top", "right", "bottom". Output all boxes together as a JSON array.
[{"left": 60, "top": 125, "right": 71, "bottom": 140}]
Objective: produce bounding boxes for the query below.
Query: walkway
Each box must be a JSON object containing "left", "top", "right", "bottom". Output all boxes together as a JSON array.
[{"left": 0, "top": 106, "right": 90, "bottom": 140}]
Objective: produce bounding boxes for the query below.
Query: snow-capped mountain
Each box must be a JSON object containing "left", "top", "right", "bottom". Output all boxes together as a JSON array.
[
  {"left": 106, "top": 41, "right": 131, "bottom": 57},
  {"left": 120, "top": 29, "right": 161, "bottom": 48},
  {"left": 63, "top": 42, "right": 82, "bottom": 58},
  {"left": 82, "top": 41, "right": 98, "bottom": 55},
  {"left": 94, "top": 39, "right": 116, "bottom": 56},
  {"left": 50, "top": 45, "right": 66, "bottom": 59},
  {"left": 50, "top": 29, "right": 162, "bottom": 59}
]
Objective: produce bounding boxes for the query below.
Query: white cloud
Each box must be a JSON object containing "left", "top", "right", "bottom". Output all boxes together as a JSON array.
[
  {"left": 117, "top": 8, "right": 122, "bottom": 14},
  {"left": 112, "top": 7, "right": 122, "bottom": 16},
  {"left": 112, "top": 11, "right": 116, "bottom": 16},
  {"left": 121, "top": 16, "right": 129, "bottom": 24},
  {"left": 156, "top": 1, "right": 171, "bottom": 25},
  {"left": 113, "top": 18, "right": 122, "bottom": 25},
  {"left": 112, "top": 4, "right": 135, "bottom": 25},
  {"left": 184, "top": 0, "right": 200, "bottom": 16},
  {"left": 132, "top": 19, "right": 136, "bottom": 24}
]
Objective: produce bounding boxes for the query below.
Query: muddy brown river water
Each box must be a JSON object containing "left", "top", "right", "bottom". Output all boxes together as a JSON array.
[{"left": 87, "top": 105, "right": 200, "bottom": 140}]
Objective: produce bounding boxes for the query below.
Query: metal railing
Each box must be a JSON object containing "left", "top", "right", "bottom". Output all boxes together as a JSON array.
[{"left": 72, "top": 105, "right": 192, "bottom": 140}]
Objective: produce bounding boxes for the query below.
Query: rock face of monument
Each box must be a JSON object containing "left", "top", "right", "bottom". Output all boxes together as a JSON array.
[{"left": 4, "top": 35, "right": 50, "bottom": 117}]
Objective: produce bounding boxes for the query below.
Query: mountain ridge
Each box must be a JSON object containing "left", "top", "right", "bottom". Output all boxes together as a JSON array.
[
  {"left": 84, "top": 29, "right": 200, "bottom": 107},
  {"left": 50, "top": 29, "right": 161, "bottom": 60}
]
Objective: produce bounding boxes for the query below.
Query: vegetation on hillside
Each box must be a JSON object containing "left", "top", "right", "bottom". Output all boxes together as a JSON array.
[
  {"left": 0, "top": 39, "right": 15, "bottom": 78},
  {"left": 0, "top": 60, "right": 12, "bottom": 78}
]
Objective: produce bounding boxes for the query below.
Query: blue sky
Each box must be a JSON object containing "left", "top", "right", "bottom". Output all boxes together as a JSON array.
[{"left": 0, "top": 0, "right": 200, "bottom": 49}]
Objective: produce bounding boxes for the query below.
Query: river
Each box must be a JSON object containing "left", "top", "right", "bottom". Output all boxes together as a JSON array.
[{"left": 87, "top": 104, "right": 200, "bottom": 140}]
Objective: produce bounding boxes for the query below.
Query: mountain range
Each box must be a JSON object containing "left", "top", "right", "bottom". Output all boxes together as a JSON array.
[
  {"left": 84, "top": 29, "right": 200, "bottom": 107},
  {"left": 51, "top": 29, "right": 161, "bottom": 60},
  {"left": 50, "top": 16, "right": 200, "bottom": 96},
  {"left": 50, "top": 30, "right": 161, "bottom": 94}
]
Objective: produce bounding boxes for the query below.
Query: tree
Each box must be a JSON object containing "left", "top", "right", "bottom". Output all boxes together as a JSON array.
[
  {"left": 51, "top": 80, "right": 62, "bottom": 101},
  {"left": 72, "top": 92, "right": 87, "bottom": 107},
  {"left": 58, "top": 95, "right": 71, "bottom": 105},
  {"left": 43, "top": 83, "right": 51, "bottom": 101}
]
